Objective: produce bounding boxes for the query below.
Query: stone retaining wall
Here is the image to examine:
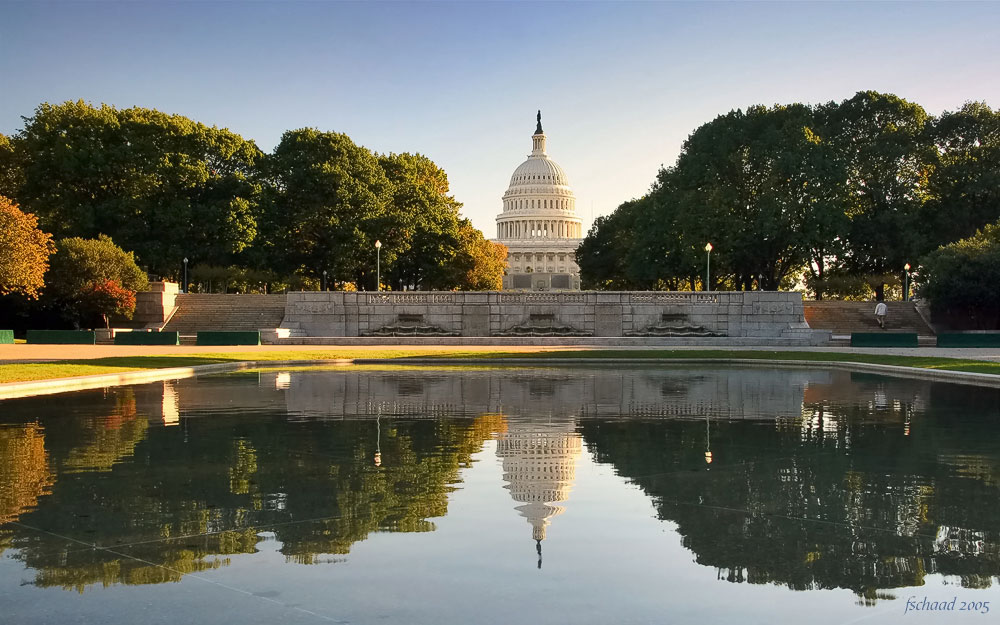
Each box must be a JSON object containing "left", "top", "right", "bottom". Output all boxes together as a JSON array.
[{"left": 282, "top": 291, "right": 824, "bottom": 341}]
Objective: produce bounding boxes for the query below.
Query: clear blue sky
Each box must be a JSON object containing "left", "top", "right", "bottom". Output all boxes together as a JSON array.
[{"left": 2, "top": 1, "right": 998, "bottom": 236}]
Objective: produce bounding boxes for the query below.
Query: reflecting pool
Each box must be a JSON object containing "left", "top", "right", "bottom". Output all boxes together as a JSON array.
[{"left": 2, "top": 365, "right": 1000, "bottom": 624}]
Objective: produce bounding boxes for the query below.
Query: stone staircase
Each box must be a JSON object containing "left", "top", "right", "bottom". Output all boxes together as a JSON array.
[
  {"left": 804, "top": 301, "right": 935, "bottom": 342},
  {"left": 162, "top": 294, "right": 287, "bottom": 336}
]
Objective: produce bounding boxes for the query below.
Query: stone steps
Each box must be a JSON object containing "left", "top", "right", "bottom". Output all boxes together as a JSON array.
[
  {"left": 163, "top": 294, "right": 286, "bottom": 334},
  {"left": 804, "top": 302, "right": 933, "bottom": 336}
]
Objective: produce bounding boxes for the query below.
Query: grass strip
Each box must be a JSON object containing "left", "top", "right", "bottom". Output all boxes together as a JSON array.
[{"left": 1, "top": 348, "right": 999, "bottom": 384}]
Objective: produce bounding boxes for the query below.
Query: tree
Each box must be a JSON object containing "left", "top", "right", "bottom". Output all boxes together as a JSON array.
[
  {"left": 578, "top": 91, "right": 957, "bottom": 297},
  {"left": 916, "top": 219, "right": 1000, "bottom": 329},
  {"left": 0, "top": 195, "right": 56, "bottom": 299},
  {"left": 448, "top": 220, "right": 507, "bottom": 290},
  {"left": 585, "top": 104, "right": 840, "bottom": 292},
  {"left": 80, "top": 279, "right": 137, "bottom": 328},
  {"left": 0, "top": 134, "right": 21, "bottom": 199},
  {"left": 666, "top": 104, "right": 830, "bottom": 291},
  {"left": 377, "top": 152, "right": 464, "bottom": 290},
  {"left": 577, "top": 199, "right": 645, "bottom": 289},
  {"left": 9, "top": 101, "right": 263, "bottom": 275},
  {"left": 266, "top": 128, "right": 394, "bottom": 289},
  {"left": 45, "top": 235, "right": 148, "bottom": 327},
  {"left": 921, "top": 101, "right": 1000, "bottom": 249},
  {"left": 822, "top": 91, "right": 934, "bottom": 300}
]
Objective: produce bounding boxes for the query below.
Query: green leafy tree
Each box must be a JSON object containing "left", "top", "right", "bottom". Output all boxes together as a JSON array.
[
  {"left": 9, "top": 101, "right": 263, "bottom": 275},
  {"left": 378, "top": 152, "right": 464, "bottom": 290},
  {"left": 0, "top": 196, "right": 56, "bottom": 299},
  {"left": 45, "top": 235, "right": 148, "bottom": 327},
  {"left": 916, "top": 219, "right": 1000, "bottom": 329},
  {"left": 822, "top": 91, "right": 934, "bottom": 299},
  {"left": 579, "top": 91, "right": 951, "bottom": 297},
  {"left": 585, "top": 104, "right": 842, "bottom": 292},
  {"left": 577, "top": 201, "right": 645, "bottom": 290},
  {"left": 667, "top": 104, "right": 827, "bottom": 290},
  {"left": 921, "top": 101, "right": 1000, "bottom": 249},
  {"left": 266, "top": 128, "right": 394, "bottom": 289}
]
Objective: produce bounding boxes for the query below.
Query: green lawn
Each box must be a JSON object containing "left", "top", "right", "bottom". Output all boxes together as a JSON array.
[{"left": 1, "top": 348, "right": 999, "bottom": 384}]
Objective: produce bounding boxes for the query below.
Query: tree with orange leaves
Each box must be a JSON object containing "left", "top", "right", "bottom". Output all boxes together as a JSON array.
[{"left": 0, "top": 195, "right": 55, "bottom": 299}]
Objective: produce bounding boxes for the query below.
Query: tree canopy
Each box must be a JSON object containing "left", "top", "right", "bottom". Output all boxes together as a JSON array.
[
  {"left": 4, "top": 101, "right": 264, "bottom": 276},
  {"left": 578, "top": 92, "right": 1000, "bottom": 300},
  {"left": 0, "top": 100, "right": 504, "bottom": 292}
]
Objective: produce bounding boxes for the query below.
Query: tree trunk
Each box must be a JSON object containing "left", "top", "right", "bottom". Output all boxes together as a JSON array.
[
  {"left": 815, "top": 259, "right": 825, "bottom": 301},
  {"left": 873, "top": 282, "right": 886, "bottom": 302}
]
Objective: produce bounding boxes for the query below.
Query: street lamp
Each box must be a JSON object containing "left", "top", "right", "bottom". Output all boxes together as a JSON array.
[
  {"left": 704, "top": 243, "right": 713, "bottom": 292},
  {"left": 322, "top": 270, "right": 327, "bottom": 292},
  {"left": 903, "top": 263, "right": 911, "bottom": 302},
  {"left": 705, "top": 413, "right": 713, "bottom": 465},
  {"left": 183, "top": 257, "right": 188, "bottom": 294},
  {"left": 375, "top": 240, "right": 382, "bottom": 292}
]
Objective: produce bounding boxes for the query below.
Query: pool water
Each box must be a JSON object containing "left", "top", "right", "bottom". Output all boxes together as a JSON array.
[{"left": 1, "top": 366, "right": 999, "bottom": 624}]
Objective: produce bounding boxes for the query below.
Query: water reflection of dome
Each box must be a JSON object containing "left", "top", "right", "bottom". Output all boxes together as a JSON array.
[{"left": 497, "top": 421, "right": 581, "bottom": 542}]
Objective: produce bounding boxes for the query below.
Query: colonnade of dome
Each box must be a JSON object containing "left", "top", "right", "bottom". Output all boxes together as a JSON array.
[{"left": 496, "top": 219, "right": 582, "bottom": 240}]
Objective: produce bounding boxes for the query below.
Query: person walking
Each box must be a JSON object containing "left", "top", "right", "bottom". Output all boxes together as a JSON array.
[{"left": 874, "top": 299, "right": 888, "bottom": 329}]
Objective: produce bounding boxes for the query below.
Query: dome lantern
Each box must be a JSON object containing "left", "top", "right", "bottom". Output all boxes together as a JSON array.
[{"left": 532, "top": 110, "right": 546, "bottom": 155}]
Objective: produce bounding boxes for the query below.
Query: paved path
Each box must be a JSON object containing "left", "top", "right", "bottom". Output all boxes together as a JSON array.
[{"left": 2, "top": 343, "right": 1000, "bottom": 362}]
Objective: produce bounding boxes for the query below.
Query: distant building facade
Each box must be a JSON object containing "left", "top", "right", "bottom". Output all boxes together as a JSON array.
[{"left": 494, "top": 112, "right": 583, "bottom": 291}]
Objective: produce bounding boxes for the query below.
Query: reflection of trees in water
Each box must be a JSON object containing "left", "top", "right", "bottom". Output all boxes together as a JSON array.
[
  {"left": 61, "top": 389, "right": 148, "bottom": 474},
  {"left": 0, "top": 423, "right": 56, "bottom": 526},
  {"left": 3, "top": 411, "right": 503, "bottom": 590},
  {"left": 579, "top": 383, "right": 1000, "bottom": 604}
]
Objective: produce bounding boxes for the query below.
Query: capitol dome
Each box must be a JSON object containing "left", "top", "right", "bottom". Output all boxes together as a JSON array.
[
  {"left": 507, "top": 155, "right": 570, "bottom": 188},
  {"left": 495, "top": 112, "right": 583, "bottom": 291}
]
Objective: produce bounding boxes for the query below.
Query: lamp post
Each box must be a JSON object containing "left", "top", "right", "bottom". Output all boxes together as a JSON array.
[
  {"left": 322, "top": 270, "right": 327, "bottom": 292},
  {"left": 182, "top": 257, "right": 188, "bottom": 294},
  {"left": 903, "top": 263, "right": 911, "bottom": 302},
  {"left": 705, "top": 414, "right": 713, "bottom": 465},
  {"left": 704, "top": 243, "right": 713, "bottom": 292},
  {"left": 375, "top": 240, "right": 382, "bottom": 292}
]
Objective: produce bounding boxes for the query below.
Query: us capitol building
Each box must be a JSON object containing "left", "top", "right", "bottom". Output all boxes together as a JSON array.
[{"left": 494, "top": 112, "right": 583, "bottom": 291}]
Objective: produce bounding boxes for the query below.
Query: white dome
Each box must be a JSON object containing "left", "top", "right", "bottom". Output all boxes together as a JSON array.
[
  {"left": 508, "top": 156, "right": 570, "bottom": 188},
  {"left": 494, "top": 112, "right": 584, "bottom": 290}
]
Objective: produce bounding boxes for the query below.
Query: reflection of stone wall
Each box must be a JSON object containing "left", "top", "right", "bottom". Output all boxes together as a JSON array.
[
  {"left": 283, "top": 291, "right": 823, "bottom": 340},
  {"left": 143, "top": 367, "right": 936, "bottom": 428},
  {"left": 277, "top": 367, "right": 830, "bottom": 421}
]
